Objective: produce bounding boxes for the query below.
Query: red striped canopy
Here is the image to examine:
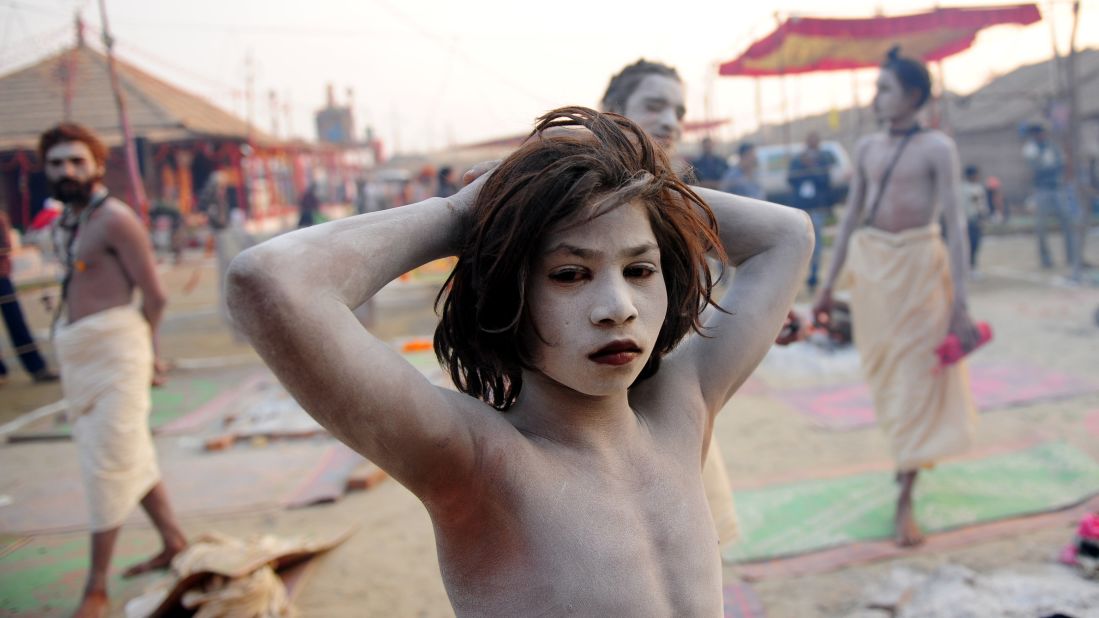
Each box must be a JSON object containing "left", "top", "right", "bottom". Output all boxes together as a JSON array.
[{"left": 718, "top": 4, "right": 1041, "bottom": 77}]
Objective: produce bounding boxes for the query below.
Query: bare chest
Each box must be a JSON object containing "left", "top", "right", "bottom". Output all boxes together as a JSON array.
[
  {"left": 64, "top": 216, "right": 134, "bottom": 316},
  {"left": 435, "top": 450, "right": 722, "bottom": 616},
  {"left": 862, "top": 137, "right": 941, "bottom": 228}
]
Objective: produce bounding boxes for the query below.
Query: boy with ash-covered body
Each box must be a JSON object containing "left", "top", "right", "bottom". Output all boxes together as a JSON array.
[{"left": 228, "top": 108, "right": 811, "bottom": 614}]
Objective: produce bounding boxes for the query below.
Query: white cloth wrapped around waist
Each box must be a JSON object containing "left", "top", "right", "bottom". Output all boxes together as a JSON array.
[
  {"left": 55, "top": 305, "right": 159, "bottom": 531},
  {"left": 842, "top": 225, "right": 977, "bottom": 471}
]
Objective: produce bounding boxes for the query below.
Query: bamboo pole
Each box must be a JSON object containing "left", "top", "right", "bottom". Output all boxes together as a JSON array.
[{"left": 97, "top": 0, "right": 148, "bottom": 222}]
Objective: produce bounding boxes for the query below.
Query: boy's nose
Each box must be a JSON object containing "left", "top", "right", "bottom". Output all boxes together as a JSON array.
[{"left": 590, "top": 278, "right": 638, "bottom": 326}]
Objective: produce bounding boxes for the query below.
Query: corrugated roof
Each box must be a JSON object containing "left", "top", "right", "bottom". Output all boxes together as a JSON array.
[
  {"left": 0, "top": 44, "right": 270, "bottom": 152},
  {"left": 947, "top": 48, "right": 1099, "bottom": 133}
]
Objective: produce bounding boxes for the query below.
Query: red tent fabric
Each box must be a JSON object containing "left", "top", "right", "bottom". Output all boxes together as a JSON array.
[{"left": 719, "top": 4, "right": 1040, "bottom": 77}]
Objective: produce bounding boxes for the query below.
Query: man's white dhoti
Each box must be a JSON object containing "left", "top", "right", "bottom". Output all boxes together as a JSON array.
[
  {"left": 55, "top": 305, "right": 159, "bottom": 531},
  {"left": 843, "top": 225, "right": 977, "bottom": 471}
]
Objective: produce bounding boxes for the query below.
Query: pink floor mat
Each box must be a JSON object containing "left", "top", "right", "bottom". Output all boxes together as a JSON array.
[{"left": 775, "top": 362, "right": 1098, "bottom": 430}]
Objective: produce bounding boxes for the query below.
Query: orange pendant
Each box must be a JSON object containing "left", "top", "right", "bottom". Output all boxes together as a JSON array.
[{"left": 75, "top": 260, "right": 87, "bottom": 272}]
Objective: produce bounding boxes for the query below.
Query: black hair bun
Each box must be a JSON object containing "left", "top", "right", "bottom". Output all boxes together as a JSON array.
[{"left": 887, "top": 45, "right": 901, "bottom": 61}]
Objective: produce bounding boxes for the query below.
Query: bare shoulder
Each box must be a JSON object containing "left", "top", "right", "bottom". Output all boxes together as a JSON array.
[
  {"left": 920, "top": 129, "right": 958, "bottom": 152},
  {"left": 98, "top": 198, "right": 143, "bottom": 232},
  {"left": 626, "top": 343, "right": 715, "bottom": 439},
  {"left": 855, "top": 133, "right": 880, "bottom": 151}
]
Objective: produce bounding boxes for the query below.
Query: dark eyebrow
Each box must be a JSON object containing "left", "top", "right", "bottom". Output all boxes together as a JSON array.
[
  {"left": 624, "top": 242, "right": 659, "bottom": 258},
  {"left": 545, "top": 242, "right": 658, "bottom": 259},
  {"left": 545, "top": 243, "right": 595, "bottom": 259}
]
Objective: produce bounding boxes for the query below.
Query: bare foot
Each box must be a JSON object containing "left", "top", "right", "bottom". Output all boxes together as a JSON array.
[
  {"left": 894, "top": 500, "right": 925, "bottom": 547},
  {"left": 72, "top": 590, "right": 108, "bottom": 618},
  {"left": 122, "top": 543, "right": 183, "bottom": 578}
]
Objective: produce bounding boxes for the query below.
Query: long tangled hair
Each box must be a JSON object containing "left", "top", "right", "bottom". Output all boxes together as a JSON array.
[{"left": 434, "top": 106, "right": 726, "bottom": 410}]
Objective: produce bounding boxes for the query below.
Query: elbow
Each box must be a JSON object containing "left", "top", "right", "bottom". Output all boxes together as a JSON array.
[
  {"left": 147, "top": 290, "right": 168, "bottom": 314},
  {"left": 789, "top": 208, "right": 816, "bottom": 261},
  {"left": 225, "top": 247, "right": 279, "bottom": 330}
]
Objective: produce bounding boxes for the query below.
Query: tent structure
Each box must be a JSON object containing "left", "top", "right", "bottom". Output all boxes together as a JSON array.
[
  {"left": 718, "top": 4, "right": 1041, "bottom": 77},
  {"left": 0, "top": 33, "right": 367, "bottom": 232}
]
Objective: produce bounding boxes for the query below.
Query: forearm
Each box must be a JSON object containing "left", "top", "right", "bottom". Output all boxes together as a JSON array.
[
  {"left": 942, "top": 205, "right": 970, "bottom": 309},
  {"left": 141, "top": 295, "right": 165, "bottom": 355},
  {"left": 692, "top": 187, "right": 812, "bottom": 266},
  {"left": 231, "top": 197, "right": 464, "bottom": 311},
  {"left": 819, "top": 192, "right": 863, "bottom": 291}
]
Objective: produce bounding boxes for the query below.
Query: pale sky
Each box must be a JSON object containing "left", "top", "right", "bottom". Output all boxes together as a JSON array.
[{"left": 2, "top": 0, "right": 1096, "bottom": 154}]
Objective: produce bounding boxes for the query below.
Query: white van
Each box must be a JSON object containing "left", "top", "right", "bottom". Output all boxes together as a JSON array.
[{"left": 748, "top": 141, "right": 854, "bottom": 207}]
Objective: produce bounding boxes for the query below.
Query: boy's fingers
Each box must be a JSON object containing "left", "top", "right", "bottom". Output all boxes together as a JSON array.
[{"left": 463, "top": 160, "right": 501, "bottom": 186}]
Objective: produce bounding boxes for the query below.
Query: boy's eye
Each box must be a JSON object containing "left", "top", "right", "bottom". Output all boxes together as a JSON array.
[
  {"left": 625, "top": 265, "right": 656, "bottom": 279},
  {"left": 549, "top": 268, "right": 588, "bottom": 283}
]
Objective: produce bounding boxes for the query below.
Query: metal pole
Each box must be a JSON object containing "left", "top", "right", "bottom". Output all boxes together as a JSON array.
[
  {"left": 1067, "top": 0, "right": 1086, "bottom": 276},
  {"left": 97, "top": 0, "right": 148, "bottom": 222}
]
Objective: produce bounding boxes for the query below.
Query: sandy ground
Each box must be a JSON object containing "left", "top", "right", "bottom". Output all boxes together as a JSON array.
[{"left": 1, "top": 228, "right": 1098, "bottom": 616}]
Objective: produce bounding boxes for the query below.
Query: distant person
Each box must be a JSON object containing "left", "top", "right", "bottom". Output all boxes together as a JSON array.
[
  {"left": 788, "top": 132, "right": 837, "bottom": 290},
  {"left": 984, "top": 175, "right": 1006, "bottom": 222},
  {"left": 720, "top": 142, "right": 765, "bottom": 200},
  {"left": 602, "top": 58, "right": 741, "bottom": 547},
  {"left": 960, "top": 164, "right": 990, "bottom": 274},
  {"left": 813, "top": 47, "right": 979, "bottom": 547},
  {"left": 0, "top": 209, "right": 59, "bottom": 386},
  {"left": 198, "top": 171, "right": 237, "bottom": 331},
  {"left": 600, "top": 59, "right": 687, "bottom": 174},
  {"left": 690, "top": 137, "right": 729, "bottom": 189},
  {"left": 1022, "top": 121, "right": 1081, "bottom": 279},
  {"left": 226, "top": 107, "right": 812, "bottom": 615},
  {"left": 40, "top": 122, "right": 186, "bottom": 618},
  {"left": 408, "top": 166, "right": 437, "bottom": 204},
  {"left": 298, "top": 183, "right": 320, "bottom": 228},
  {"left": 436, "top": 165, "right": 459, "bottom": 197},
  {"left": 354, "top": 176, "right": 369, "bottom": 215}
]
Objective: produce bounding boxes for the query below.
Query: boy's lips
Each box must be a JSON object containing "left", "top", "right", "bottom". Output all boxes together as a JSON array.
[{"left": 588, "top": 340, "right": 642, "bottom": 366}]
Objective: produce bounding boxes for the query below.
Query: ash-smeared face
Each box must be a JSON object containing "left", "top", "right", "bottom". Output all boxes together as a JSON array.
[
  {"left": 622, "top": 74, "right": 686, "bottom": 154},
  {"left": 524, "top": 201, "right": 667, "bottom": 397},
  {"left": 45, "top": 141, "right": 104, "bottom": 205}
]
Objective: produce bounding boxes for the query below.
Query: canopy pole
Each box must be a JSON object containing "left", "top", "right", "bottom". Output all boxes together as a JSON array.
[
  {"left": 774, "top": 12, "right": 791, "bottom": 148},
  {"left": 850, "top": 69, "right": 862, "bottom": 144},
  {"left": 935, "top": 59, "right": 950, "bottom": 134},
  {"left": 754, "top": 78, "right": 763, "bottom": 141},
  {"left": 97, "top": 0, "right": 148, "bottom": 222}
]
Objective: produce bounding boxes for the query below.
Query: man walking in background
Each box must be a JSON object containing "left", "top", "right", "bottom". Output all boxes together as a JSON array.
[
  {"left": 40, "top": 123, "right": 186, "bottom": 617},
  {"left": 1023, "top": 121, "right": 1081, "bottom": 280},
  {"left": 813, "top": 48, "right": 979, "bottom": 547}
]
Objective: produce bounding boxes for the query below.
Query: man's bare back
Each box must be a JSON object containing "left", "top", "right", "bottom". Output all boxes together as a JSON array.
[{"left": 858, "top": 130, "right": 956, "bottom": 233}]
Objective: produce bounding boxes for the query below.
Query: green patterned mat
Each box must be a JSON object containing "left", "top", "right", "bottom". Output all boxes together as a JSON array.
[
  {"left": 8, "top": 373, "right": 239, "bottom": 441},
  {"left": 723, "top": 442, "right": 1099, "bottom": 564},
  {"left": 0, "top": 533, "right": 154, "bottom": 616}
]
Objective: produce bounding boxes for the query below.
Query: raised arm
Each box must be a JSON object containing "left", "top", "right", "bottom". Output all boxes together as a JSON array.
[
  {"left": 226, "top": 181, "right": 501, "bottom": 497},
  {"left": 667, "top": 188, "right": 813, "bottom": 414}
]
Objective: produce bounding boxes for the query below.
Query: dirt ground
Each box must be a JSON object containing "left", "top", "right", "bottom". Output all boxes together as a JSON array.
[{"left": 1, "top": 228, "right": 1098, "bottom": 617}]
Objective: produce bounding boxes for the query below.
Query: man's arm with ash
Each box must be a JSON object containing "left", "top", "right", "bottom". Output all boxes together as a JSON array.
[
  {"left": 814, "top": 138, "right": 870, "bottom": 313},
  {"left": 933, "top": 136, "right": 979, "bottom": 348},
  {"left": 106, "top": 204, "right": 167, "bottom": 354}
]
